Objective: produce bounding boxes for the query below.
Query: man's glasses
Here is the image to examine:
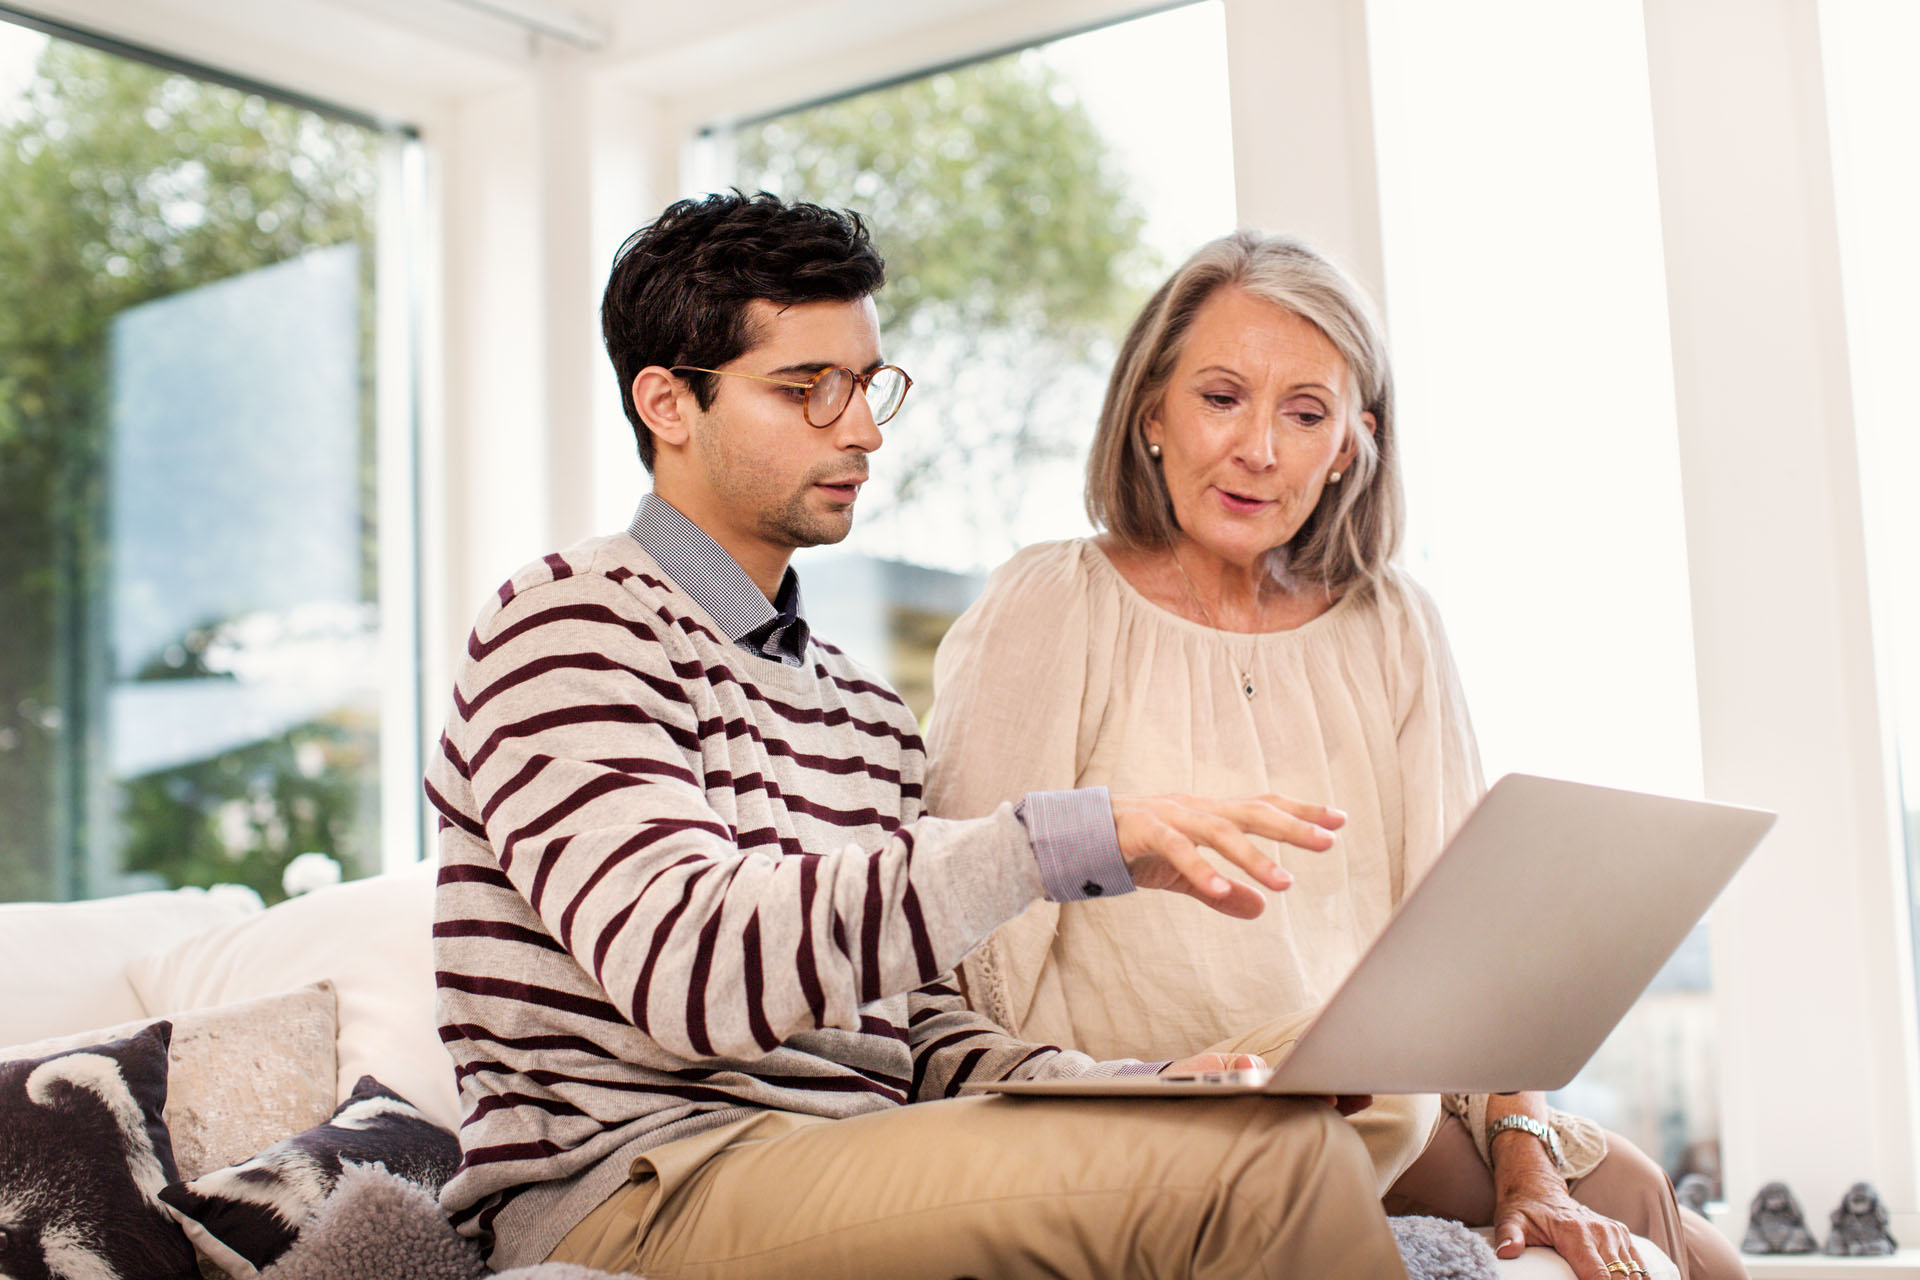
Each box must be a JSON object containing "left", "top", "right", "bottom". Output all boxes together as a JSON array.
[{"left": 670, "top": 364, "right": 913, "bottom": 428}]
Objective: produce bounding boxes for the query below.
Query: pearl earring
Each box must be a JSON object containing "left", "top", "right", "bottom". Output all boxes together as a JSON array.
[
  {"left": 1328, "top": 470, "right": 1342, "bottom": 483},
  {"left": 1148, "top": 442, "right": 1162, "bottom": 458}
]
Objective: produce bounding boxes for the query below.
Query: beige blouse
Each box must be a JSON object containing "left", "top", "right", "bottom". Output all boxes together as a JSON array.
[{"left": 926, "top": 538, "right": 1604, "bottom": 1177}]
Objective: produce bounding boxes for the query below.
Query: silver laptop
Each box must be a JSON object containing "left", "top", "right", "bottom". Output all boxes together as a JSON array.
[{"left": 965, "top": 773, "right": 1774, "bottom": 1099}]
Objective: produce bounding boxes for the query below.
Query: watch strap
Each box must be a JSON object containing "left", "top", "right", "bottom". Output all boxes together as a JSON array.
[{"left": 1486, "top": 1113, "right": 1569, "bottom": 1173}]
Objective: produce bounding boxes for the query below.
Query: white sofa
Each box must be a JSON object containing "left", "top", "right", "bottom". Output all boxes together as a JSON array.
[{"left": 1, "top": 864, "right": 1672, "bottom": 1279}]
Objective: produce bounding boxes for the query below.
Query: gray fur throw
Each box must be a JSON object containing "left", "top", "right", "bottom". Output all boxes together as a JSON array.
[
  {"left": 255, "top": 1162, "right": 615, "bottom": 1280},
  {"left": 254, "top": 1163, "right": 1496, "bottom": 1279},
  {"left": 255, "top": 1163, "right": 487, "bottom": 1280},
  {"left": 1391, "top": 1214, "right": 1502, "bottom": 1280}
]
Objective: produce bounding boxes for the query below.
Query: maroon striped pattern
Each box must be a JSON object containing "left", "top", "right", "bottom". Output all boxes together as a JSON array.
[{"left": 427, "top": 534, "right": 1107, "bottom": 1259}]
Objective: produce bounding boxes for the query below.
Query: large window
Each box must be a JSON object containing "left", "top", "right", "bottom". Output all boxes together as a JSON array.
[
  {"left": 1821, "top": 1, "right": 1920, "bottom": 1028},
  {"left": 1366, "top": 0, "right": 1714, "bottom": 1189},
  {"left": 0, "top": 17, "right": 417, "bottom": 904},
  {"left": 702, "top": 2, "right": 1235, "bottom": 714}
]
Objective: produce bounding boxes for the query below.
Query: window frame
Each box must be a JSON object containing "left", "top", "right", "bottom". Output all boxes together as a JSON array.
[{"left": 0, "top": 5, "right": 428, "bottom": 890}]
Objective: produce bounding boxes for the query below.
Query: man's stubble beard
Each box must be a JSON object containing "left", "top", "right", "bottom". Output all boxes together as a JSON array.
[
  {"left": 762, "top": 459, "right": 863, "bottom": 549},
  {"left": 697, "top": 420, "right": 865, "bottom": 550}
]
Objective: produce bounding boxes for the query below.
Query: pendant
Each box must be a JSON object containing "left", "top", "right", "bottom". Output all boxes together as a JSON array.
[{"left": 1241, "top": 671, "right": 1256, "bottom": 701}]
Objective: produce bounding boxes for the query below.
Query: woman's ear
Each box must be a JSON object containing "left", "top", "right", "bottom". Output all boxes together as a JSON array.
[
  {"left": 632, "top": 367, "right": 692, "bottom": 453},
  {"left": 1336, "top": 409, "right": 1377, "bottom": 472}
]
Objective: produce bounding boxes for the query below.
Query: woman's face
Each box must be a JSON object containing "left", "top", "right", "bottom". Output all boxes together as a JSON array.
[{"left": 1145, "top": 286, "right": 1372, "bottom": 574}]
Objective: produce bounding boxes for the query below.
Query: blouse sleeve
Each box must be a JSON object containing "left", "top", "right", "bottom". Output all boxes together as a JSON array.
[
  {"left": 927, "top": 541, "right": 1094, "bottom": 813},
  {"left": 925, "top": 541, "right": 1098, "bottom": 1031}
]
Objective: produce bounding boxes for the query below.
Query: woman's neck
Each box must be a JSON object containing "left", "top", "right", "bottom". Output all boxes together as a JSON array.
[{"left": 1095, "top": 533, "right": 1337, "bottom": 634}]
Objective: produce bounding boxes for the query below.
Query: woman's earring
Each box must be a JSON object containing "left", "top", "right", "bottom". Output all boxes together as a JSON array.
[
  {"left": 1328, "top": 470, "right": 1342, "bottom": 483},
  {"left": 1148, "top": 442, "right": 1162, "bottom": 459}
]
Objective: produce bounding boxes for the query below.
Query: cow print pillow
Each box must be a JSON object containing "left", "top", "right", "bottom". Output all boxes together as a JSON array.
[
  {"left": 0, "top": 1021, "right": 200, "bottom": 1280},
  {"left": 159, "top": 1075, "right": 461, "bottom": 1278}
]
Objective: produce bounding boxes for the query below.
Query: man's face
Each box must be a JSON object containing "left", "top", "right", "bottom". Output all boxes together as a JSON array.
[{"left": 685, "top": 296, "right": 885, "bottom": 558}]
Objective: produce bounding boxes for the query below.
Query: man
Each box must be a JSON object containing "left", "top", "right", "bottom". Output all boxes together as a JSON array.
[{"left": 426, "top": 191, "right": 1404, "bottom": 1277}]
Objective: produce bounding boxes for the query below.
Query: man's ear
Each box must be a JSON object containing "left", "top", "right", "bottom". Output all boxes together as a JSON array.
[{"left": 632, "top": 366, "right": 692, "bottom": 453}]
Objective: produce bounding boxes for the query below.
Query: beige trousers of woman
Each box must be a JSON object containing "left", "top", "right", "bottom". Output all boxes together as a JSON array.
[
  {"left": 1383, "top": 1114, "right": 1747, "bottom": 1280},
  {"left": 1207, "top": 1010, "right": 1745, "bottom": 1280}
]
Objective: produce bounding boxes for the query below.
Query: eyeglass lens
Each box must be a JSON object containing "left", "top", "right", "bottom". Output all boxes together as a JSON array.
[{"left": 807, "top": 366, "right": 909, "bottom": 427}]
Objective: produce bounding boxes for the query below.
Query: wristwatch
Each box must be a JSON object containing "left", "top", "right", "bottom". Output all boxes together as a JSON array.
[{"left": 1487, "top": 1113, "right": 1568, "bottom": 1173}]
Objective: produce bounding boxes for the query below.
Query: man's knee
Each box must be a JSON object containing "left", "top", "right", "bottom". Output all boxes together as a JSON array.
[
  {"left": 1212, "top": 1101, "right": 1403, "bottom": 1277},
  {"left": 1217, "top": 1098, "right": 1381, "bottom": 1196}
]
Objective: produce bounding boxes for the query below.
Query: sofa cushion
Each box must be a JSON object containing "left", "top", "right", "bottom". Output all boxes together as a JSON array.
[
  {"left": 160, "top": 1074, "right": 462, "bottom": 1279},
  {"left": 0, "top": 1022, "right": 200, "bottom": 1279},
  {"left": 1, "top": 982, "right": 339, "bottom": 1179},
  {"left": 127, "top": 858, "right": 458, "bottom": 1129},
  {"left": 0, "top": 884, "right": 263, "bottom": 1044}
]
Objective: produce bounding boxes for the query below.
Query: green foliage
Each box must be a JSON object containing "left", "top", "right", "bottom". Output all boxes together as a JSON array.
[
  {"left": 0, "top": 37, "right": 382, "bottom": 901},
  {"left": 739, "top": 52, "right": 1155, "bottom": 350},
  {"left": 736, "top": 52, "right": 1158, "bottom": 560},
  {"left": 118, "top": 712, "right": 379, "bottom": 904}
]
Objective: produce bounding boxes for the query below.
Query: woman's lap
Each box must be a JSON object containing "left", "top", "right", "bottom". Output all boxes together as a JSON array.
[{"left": 1382, "top": 1114, "right": 1746, "bottom": 1280}]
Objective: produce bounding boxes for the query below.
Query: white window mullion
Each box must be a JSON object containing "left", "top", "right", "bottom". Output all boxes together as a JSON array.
[
  {"left": 1222, "top": 0, "right": 1386, "bottom": 307},
  {"left": 1643, "top": 0, "right": 1920, "bottom": 1235}
]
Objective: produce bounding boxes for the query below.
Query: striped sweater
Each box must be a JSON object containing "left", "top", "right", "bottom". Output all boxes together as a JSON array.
[{"left": 426, "top": 532, "right": 1118, "bottom": 1266}]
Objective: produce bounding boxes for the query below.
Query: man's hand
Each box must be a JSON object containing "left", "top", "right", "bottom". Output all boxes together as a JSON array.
[
  {"left": 1161, "top": 1052, "right": 1266, "bottom": 1078},
  {"left": 1159, "top": 1054, "right": 1370, "bottom": 1114},
  {"left": 1112, "top": 793, "right": 1342, "bottom": 918}
]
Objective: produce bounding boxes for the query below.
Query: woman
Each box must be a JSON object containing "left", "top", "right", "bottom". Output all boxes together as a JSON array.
[{"left": 926, "top": 231, "right": 1740, "bottom": 1280}]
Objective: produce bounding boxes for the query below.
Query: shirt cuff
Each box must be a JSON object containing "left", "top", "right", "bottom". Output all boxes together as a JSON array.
[
  {"left": 1069, "top": 1056, "right": 1168, "bottom": 1080},
  {"left": 1014, "top": 786, "right": 1134, "bottom": 903}
]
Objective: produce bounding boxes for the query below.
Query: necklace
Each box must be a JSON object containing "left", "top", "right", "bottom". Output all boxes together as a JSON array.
[{"left": 1170, "top": 549, "right": 1264, "bottom": 701}]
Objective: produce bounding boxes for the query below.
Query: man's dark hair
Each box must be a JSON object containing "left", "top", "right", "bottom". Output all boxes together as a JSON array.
[{"left": 602, "top": 190, "right": 886, "bottom": 470}]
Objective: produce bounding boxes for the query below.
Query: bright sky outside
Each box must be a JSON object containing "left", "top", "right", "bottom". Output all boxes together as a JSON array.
[{"left": 0, "top": 22, "right": 44, "bottom": 115}]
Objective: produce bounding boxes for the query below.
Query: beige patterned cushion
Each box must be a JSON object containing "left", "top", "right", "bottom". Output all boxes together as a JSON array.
[{"left": 0, "top": 981, "right": 338, "bottom": 1179}]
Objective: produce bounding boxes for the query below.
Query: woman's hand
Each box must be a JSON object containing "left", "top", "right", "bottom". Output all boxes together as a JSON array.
[
  {"left": 1492, "top": 1173, "right": 1649, "bottom": 1279},
  {"left": 1111, "top": 792, "right": 1344, "bottom": 919}
]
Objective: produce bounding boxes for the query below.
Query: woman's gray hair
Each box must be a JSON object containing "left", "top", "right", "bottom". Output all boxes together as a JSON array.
[{"left": 1085, "top": 230, "right": 1403, "bottom": 597}]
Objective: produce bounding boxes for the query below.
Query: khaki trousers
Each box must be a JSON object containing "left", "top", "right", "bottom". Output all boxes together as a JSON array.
[
  {"left": 1200, "top": 1007, "right": 1443, "bottom": 1197},
  {"left": 549, "top": 1093, "right": 1406, "bottom": 1279}
]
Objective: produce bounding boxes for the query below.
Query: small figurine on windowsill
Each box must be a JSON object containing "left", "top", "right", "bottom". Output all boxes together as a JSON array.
[
  {"left": 1742, "top": 1181, "right": 1819, "bottom": 1254},
  {"left": 1824, "top": 1182, "right": 1898, "bottom": 1256},
  {"left": 1675, "top": 1173, "right": 1714, "bottom": 1218}
]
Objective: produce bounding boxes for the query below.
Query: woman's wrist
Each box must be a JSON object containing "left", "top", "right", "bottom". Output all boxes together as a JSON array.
[{"left": 1487, "top": 1113, "right": 1568, "bottom": 1172}]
